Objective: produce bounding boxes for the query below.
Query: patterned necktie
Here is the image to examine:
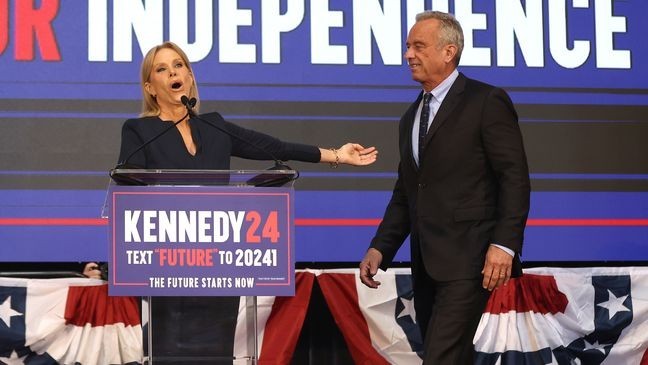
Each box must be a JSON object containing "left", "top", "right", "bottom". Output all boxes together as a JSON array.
[{"left": 418, "top": 92, "right": 432, "bottom": 160}]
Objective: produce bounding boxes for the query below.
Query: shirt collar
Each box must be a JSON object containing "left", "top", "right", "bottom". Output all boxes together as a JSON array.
[{"left": 424, "top": 69, "right": 459, "bottom": 103}]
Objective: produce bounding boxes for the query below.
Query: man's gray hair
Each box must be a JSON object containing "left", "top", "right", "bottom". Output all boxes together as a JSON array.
[{"left": 416, "top": 11, "right": 464, "bottom": 65}]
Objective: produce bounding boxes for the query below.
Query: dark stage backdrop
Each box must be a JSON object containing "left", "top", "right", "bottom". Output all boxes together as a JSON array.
[{"left": 1, "top": 0, "right": 647, "bottom": 264}]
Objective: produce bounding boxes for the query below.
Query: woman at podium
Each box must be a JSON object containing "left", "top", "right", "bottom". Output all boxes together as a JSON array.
[
  {"left": 115, "top": 42, "right": 378, "bottom": 171},
  {"left": 85, "top": 42, "right": 379, "bottom": 280}
]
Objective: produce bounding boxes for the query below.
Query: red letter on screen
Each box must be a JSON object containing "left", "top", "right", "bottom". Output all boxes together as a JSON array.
[
  {"left": 0, "top": 0, "right": 7, "bottom": 54},
  {"left": 15, "top": 0, "right": 60, "bottom": 61}
]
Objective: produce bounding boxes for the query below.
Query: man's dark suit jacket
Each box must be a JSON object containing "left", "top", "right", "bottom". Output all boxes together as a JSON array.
[{"left": 370, "top": 72, "right": 530, "bottom": 281}]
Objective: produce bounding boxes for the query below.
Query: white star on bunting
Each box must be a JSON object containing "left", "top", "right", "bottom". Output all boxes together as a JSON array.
[
  {"left": 397, "top": 296, "right": 417, "bottom": 323},
  {"left": 583, "top": 339, "right": 607, "bottom": 354},
  {"left": 0, "top": 296, "right": 24, "bottom": 327},
  {"left": 0, "top": 350, "right": 27, "bottom": 365},
  {"left": 597, "top": 289, "right": 630, "bottom": 320}
]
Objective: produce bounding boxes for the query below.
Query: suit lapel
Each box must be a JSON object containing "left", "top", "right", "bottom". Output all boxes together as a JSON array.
[
  {"left": 422, "top": 73, "right": 467, "bottom": 149},
  {"left": 405, "top": 92, "right": 424, "bottom": 171}
]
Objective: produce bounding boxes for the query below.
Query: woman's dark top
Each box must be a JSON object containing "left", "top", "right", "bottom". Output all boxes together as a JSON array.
[{"left": 118, "top": 112, "right": 320, "bottom": 169}]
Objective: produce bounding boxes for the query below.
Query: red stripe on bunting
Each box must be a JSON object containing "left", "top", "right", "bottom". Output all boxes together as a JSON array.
[
  {"left": 317, "top": 273, "right": 391, "bottom": 365},
  {"left": 64, "top": 284, "right": 141, "bottom": 327},
  {"left": 258, "top": 272, "right": 315, "bottom": 365},
  {"left": 483, "top": 274, "right": 569, "bottom": 315}
]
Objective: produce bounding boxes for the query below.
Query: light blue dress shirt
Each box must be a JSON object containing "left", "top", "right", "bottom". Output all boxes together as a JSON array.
[{"left": 411, "top": 69, "right": 459, "bottom": 167}]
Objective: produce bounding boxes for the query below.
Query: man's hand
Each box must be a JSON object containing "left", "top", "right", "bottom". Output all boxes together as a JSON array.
[
  {"left": 359, "top": 248, "right": 383, "bottom": 288},
  {"left": 481, "top": 245, "right": 513, "bottom": 291}
]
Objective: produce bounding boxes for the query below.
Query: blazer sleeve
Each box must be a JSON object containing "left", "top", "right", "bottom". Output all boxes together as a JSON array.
[
  {"left": 216, "top": 116, "right": 321, "bottom": 163},
  {"left": 481, "top": 87, "right": 531, "bottom": 254}
]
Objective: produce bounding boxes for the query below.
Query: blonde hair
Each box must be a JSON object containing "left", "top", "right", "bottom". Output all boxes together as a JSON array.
[
  {"left": 416, "top": 11, "right": 464, "bottom": 66},
  {"left": 139, "top": 42, "right": 200, "bottom": 117}
]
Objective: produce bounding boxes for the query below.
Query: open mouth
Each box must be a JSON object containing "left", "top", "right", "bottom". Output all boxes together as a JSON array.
[{"left": 171, "top": 82, "right": 182, "bottom": 90}]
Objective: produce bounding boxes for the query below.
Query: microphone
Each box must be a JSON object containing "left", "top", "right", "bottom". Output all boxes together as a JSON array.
[
  {"left": 180, "top": 96, "right": 294, "bottom": 172},
  {"left": 181, "top": 95, "right": 197, "bottom": 115},
  {"left": 113, "top": 110, "right": 190, "bottom": 170}
]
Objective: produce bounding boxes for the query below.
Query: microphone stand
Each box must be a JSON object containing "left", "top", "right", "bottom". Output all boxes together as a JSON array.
[
  {"left": 110, "top": 111, "right": 190, "bottom": 185},
  {"left": 180, "top": 96, "right": 298, "bottom": 187}
]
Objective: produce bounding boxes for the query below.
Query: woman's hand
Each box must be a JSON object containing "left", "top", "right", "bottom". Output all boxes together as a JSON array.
[{"left": 337, "top": 143, "right": 378, "bottom": 166}]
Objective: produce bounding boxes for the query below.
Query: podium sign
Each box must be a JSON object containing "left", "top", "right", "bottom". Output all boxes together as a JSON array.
[{"left": 107, "top": 185, "right": 294, "bottom": 296}]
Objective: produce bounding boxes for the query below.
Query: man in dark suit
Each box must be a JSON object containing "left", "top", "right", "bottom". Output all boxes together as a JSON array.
[{"left": 359, "top": 11, "right": 530, "bottom": 364}]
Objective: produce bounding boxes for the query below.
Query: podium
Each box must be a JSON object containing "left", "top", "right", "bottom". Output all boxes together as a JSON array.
[{"left": 104, "top": 168, "right": 299, "bottom": 364}]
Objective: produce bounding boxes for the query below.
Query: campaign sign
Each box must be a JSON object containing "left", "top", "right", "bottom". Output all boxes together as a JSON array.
[{"left": 107, "top": 185, "right": 294, "bottom": 296}]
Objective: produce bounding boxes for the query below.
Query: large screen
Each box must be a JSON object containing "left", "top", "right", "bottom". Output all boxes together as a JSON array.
[{"left": 1, "top": 0, "right": 647, "bottom": 263}]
